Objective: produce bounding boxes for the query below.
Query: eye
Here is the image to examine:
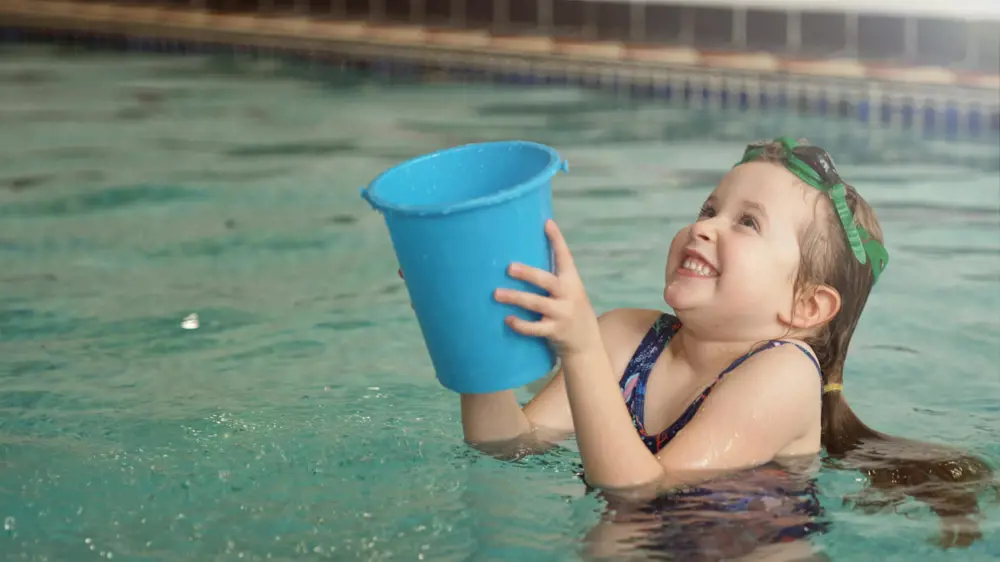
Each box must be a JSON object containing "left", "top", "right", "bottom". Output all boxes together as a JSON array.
[
  {"left": 739, "top": 214, "right": 760, "bottom": 231},
  {"left": 698, "top": 203, "right": 716, "bottom": 220}
]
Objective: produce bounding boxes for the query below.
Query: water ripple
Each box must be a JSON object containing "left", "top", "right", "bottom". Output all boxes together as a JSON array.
[{"left": 0, "top": 185, "right": 205, "bottom": 218}]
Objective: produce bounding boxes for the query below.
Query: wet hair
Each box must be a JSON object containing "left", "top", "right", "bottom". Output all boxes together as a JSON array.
[{"left": 746, "top": 141, "right": 996, "bottom": 548}]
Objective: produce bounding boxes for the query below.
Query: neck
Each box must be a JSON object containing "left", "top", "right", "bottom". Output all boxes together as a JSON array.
[{"left": 670, "top": 319, "right": 766, "bottom": 376}]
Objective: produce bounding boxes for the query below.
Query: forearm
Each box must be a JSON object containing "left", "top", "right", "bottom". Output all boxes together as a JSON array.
[
  {"left": 562, "top": 347, "right": 665, "bottom": 489},
  {"left": 460, "top": 391, "right": 532, "bottom": 444}
]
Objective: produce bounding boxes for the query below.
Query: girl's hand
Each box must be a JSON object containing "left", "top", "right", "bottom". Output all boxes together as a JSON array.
[{"left": 494, "top": 220, "right": 601, "bottom": 358}]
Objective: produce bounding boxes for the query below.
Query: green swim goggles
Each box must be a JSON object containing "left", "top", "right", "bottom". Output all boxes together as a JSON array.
[{"left": 737, "top": 136, "right": 889, "bottom": 284}]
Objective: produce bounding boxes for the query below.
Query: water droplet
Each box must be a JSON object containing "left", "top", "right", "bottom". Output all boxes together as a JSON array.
[
  {"left": 181, "top": 313, "right": 199, "bottom": 330},
  {"left": 3, "top": 516, "right": 14, "bottom": 531}
]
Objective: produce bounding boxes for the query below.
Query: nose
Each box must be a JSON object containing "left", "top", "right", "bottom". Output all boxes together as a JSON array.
[{"left": 690, "top": 218, "right": 717, "bottom": 242}]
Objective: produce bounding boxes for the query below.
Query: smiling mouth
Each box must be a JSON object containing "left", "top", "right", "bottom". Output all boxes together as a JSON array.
[{"left": 680, "top": 256, "right": 719, "bottom": 277}]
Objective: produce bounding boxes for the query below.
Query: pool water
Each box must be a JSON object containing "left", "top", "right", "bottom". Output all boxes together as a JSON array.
[{"left": 0, "top": 41, "right": 998, "bottom": 561}]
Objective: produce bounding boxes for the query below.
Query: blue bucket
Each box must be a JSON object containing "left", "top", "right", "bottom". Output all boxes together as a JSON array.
[{"left": 361, "top": 141, "right": 569, "bottom": 394}]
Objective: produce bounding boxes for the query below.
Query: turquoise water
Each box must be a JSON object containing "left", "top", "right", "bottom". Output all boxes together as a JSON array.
[{"left": 1, "top": 42, "right": 998, "bottom": 561}]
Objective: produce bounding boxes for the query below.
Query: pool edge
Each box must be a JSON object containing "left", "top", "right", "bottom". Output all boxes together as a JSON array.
[{"left": 1, "top": 0, "right": 998, "bottom": 140}]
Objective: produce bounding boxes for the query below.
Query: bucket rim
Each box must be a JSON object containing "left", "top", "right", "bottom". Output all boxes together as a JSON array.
[{"left": 361, "top": 140, "right": 566, "bottom": 216}]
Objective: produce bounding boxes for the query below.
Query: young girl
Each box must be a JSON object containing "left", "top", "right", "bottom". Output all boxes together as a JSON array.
[{"left": 402, "top": 137, "right": 993, "bottom": 551}]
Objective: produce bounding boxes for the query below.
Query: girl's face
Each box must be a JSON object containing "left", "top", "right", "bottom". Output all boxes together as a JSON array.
[{"left": 664, "top": 162, "right": 822, "bottom": 340}]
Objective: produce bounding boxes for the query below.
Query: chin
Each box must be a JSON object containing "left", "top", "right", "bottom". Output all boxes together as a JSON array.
[{"left": 663, "top": 283, "right": 687, "bottom": 311}]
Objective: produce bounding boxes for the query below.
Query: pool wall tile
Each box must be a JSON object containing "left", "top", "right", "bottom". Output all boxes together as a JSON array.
[{"left": 1, "top": 0, "right": 997, "bottom": 140}]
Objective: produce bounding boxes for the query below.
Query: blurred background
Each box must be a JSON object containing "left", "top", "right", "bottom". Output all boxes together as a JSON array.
[{"left": 1, "top": 1, "right": 998, "bottom": 561}]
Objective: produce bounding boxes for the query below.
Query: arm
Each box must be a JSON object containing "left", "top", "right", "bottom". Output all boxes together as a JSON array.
[
  {"left": 570, "top": 344, "right": 822, "bottom": 495},
  {"left": 458, "top": 374, "right": 565, "bottom": 453},
  {"left": 460, "top": 309, "right": 645, "bottom": 454},
  {"left": 397, "top": 266, "right": 568, "bottom": 451},
  {"left": 479, "top": 219, "right": 666, "bottom": 462}
]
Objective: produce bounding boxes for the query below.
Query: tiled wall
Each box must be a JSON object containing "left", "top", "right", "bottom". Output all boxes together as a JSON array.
[
  {"left": 113, "top": 0, "right": 999, "bottom": 74},
  {"left": 2, "top": 0, "right": 998, "bottom": 139}
]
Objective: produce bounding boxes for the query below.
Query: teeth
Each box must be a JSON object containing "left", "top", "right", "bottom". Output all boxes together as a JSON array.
[{"left": 682, "top": 257, "right": 718, "bottom": 277}]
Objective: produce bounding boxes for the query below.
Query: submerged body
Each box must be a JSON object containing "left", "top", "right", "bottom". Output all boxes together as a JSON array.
[
  {"left": 583, "top": 311, "right": 831, "bottom": 560},
  {"left": 583, "top": 458, "right": 828, "bottom": 561}
]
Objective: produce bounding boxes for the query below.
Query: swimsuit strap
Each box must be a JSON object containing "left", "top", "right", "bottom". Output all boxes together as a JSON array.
[
  {"left": 719, "top": 339, "right": 821, "bottom": 378},
  {"left": 618, "top": 313, "right": 681, "bottom": 417},
  {"left": 619, "top": 313, "right": 822, "bottom": 454},
  {"left": 618, "top": 314, "right": 682, "bottom": 454},
  {"left": 656, "top": 340, "right": 823, "bottom": 450}
]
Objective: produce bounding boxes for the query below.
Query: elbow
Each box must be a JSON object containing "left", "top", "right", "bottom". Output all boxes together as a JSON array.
[
  {"left": 463, "top": 429, "right": 555, "bottom": 461},
  {"left": 586, "top": 459, "right": 736, "bottom": 503},
  {"left": 582, "top": 466, "right": 668, "bottom": 501}
]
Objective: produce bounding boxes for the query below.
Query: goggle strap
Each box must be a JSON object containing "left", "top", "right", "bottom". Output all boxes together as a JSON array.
[
  {"left": 739, "top": 147, "right": 765, "bottom": 165},
  {"left": 736, "top": 139, "right": 887, "bottom": 283},
  {"left": 775, "top": 136, "right": 800, "bottom": 150},
  {"left": 858, "top": 225, "right": 890, "bottom": 284},
  {"left": 829, "top": 183, "right": 867, "bottom": 265}
]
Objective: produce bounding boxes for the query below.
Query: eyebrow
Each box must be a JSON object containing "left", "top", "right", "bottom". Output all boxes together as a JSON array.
[
  {"left": 743, "top": 200, "right": 769, "bottom": 222},
  {"left": 706, "top": 195, "right": 769, "bottom": 222}
]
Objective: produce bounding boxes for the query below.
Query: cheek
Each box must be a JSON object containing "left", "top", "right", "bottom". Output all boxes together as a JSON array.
[
  {"left": 772, "top": 249, "right": 803, "bottom": 291},
  {"left": 666, "top": 228, "right": 689, "bottom": 268},
  {"left": 728, "top": 239, "right": 798, "bottom": 288}
]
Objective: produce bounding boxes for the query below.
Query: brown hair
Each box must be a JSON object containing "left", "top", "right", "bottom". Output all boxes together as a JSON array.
[{"left": 748, "top": 141, "right": 996, "bottom": 548}]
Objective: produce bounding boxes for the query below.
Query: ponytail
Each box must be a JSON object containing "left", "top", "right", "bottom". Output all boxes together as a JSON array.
[
  {"left": 820, "top": 388, "right": 994, "bottom": 547},
  {"left": 820, "top": 390, "right": 882, "bottom": 456},
  {"left": 808, "top": 307, "right": 994, "bottom": 547}
]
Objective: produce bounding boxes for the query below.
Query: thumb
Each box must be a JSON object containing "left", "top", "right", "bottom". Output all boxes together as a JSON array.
[{"left": 545, "top": 220, "right": 577, "bottom": 276}]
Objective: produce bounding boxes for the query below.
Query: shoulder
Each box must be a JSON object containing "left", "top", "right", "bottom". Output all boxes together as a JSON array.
[
  {"left": 706, "top": 341, "right": 822, "bottom": 422},
  {"left": 718, "top": 341, "right": 821, "bottom": 396},
  {"left": 596, "top": 307, "right": 670, "bottom": 343},
  {"left": 657, "top": 342, "right": 822, "bottom": 468},
  {"left": 597, "top": 307, "right": 666, "bottom": 330},
  {"left": 596, "top": 308, "right": 673, "bottom": 375}
]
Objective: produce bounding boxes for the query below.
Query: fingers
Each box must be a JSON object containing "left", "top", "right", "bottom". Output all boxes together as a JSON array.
[
  {"left": 545, "top": 220, "right": 577, "bottom": 275},
  {"left": 504, "top": 315, "right": 555, "bottom": 338},
  {"left": 507, "top": 220, "right": 574, "bottom": 294},
  {"left": 494, "top": 288, "right": 557, "bottom": 317},
  {"left": 508, "top": 263, "right": 559, "bottom": 295},
  {"left": 508, "top": 262, "right": 560, "bottom": 295}
]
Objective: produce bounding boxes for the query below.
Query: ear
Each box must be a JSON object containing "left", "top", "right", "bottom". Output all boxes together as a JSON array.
[{"left": 779, "top": 284, "right": 842, "bottom": 330}]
